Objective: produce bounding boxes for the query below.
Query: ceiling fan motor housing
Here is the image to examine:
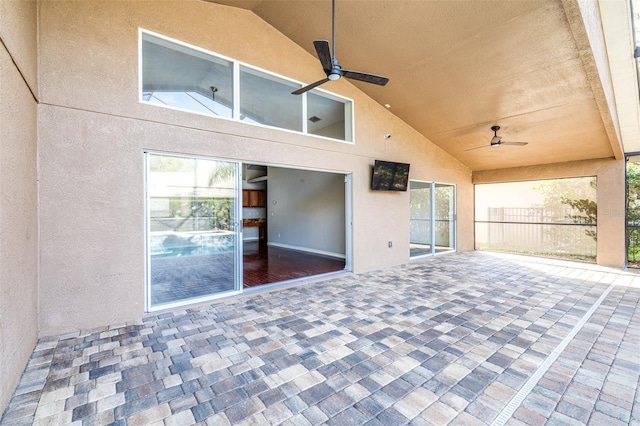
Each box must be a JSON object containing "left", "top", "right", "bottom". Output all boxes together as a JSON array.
[
  {"left": 328, "top": 60, "right": 342, "bottom": 80},
  {"left": 291, "top": 0, "right": 389, "bottom": 95}
]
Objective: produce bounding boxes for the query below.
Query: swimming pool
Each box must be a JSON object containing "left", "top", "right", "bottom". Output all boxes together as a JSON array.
[{"left": 150, "top": 231, "right": 235, "bottom": 258}]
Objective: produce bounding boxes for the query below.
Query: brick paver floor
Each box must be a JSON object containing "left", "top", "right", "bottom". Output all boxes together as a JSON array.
[{"left": 2, "top": 251, "right": 639, "bottom": 425}]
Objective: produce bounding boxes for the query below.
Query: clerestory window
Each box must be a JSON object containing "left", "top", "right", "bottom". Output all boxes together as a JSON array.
[{"left": 140, "top": 30, "right": 353, "bottom": 143}]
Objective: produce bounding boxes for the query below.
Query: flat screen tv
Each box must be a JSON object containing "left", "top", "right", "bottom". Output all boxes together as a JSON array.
[{"left": 371, "top": 160, "right": 410, "bottom": 191}]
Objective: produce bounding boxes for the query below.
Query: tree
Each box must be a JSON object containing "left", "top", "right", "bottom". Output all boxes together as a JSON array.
[
  {"left": 529, "top": 177, "right": 597, "bottom": 261},
  {"left": 626, "top": 162, "right": 640, "bottom": 264},
  {"left": 561, "top": 196, "right": 597, "bottom": 240},
  {"left": 534, "top": 177, "right": 597, "bottom": 241},
  {"left": 627, "top": 162, "right": 640, "bottom": 215}
]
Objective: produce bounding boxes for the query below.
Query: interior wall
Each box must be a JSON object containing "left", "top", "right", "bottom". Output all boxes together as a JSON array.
[
  {"left": 267, "top": 167, "right": 345, "bottom": 257},
  {"left": 0, "top": 0, "right": 39, "bottom": 413},
  {"left": 473, "top": 158, "right": 626, "bottom": 267},
  {"left": 36, "top": 0, "right": 473, "bottom": 335}
]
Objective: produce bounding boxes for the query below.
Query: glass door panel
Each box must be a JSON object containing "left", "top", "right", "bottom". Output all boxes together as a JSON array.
[
  {"left": 434, "top": 183, "right": 456, "bottom": 253},
  {"left": 147, "top": 153, "right": 240, "bottom": 309},
  {"left": 410, "top": 181, "right": 433, "bottom": 257}
]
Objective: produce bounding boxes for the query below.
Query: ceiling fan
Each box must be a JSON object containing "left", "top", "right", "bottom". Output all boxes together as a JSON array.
[
  {"left": 465, "top": 125, "right": 528, "bottom": 151},
  {"left": 292, "top": 0, "right": 389, "bottom": 95}
]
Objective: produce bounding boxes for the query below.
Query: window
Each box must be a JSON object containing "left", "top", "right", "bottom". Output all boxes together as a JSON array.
[
  {"left": 141, "top": 32, "right": 234, "bottom": 118},
  {"left": 140, "top": 30, "right": 354, "bottom": 143},
  {"left": 307, "top": 91, "right": 351, "bottom": 142},
  {"left": 410, "top": 181, "right": 456, "bottom": 257},
  {"left": 146, "top": 153, "right": 241, "bottom": 309},
  {"left": 239, "top": 66, "right": 302, "bottom": 131}
]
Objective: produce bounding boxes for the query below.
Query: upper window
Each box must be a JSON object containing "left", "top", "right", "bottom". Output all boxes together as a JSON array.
[
  {"left": 141, "top": 32, "right": 234, "bottom": 119},
  {"left": 140, "top": 30, "right": 353, "bottom": 143},
  {"left": 307, "top": 91, "right": 350, "bottom": 141},
  {"left": 239, "top": 66, "right": 302, "bottom": 132}
]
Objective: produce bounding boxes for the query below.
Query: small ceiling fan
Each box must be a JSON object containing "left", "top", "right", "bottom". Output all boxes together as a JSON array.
[
  {"left": 465, "top": 125, "right": 528, "bottom": 151},
  {"left": 292, "top": 0, "right": 389, "bottom": 95}
]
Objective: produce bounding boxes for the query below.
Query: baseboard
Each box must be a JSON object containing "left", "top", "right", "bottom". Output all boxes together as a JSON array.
[{"left": 267, "top": 242, "right": 346, "bottom": 259}]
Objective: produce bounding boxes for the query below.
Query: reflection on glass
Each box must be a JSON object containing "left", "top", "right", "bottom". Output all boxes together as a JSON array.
[
  {"left": 147, "top": 154, "right": 238, "bottom": 308},
  {"left": 410, "top": 182, "right": 432, "bottom": 257},
  {"left": 307, "top": 91, "right": 349, "bottom": 141},
  {"left": 240, "top": 66, "right": 302, "bottom": 131},
  {"left": 143, "top": 91, "right": 233, "bottom": 117},
  {"left": 435, "top": 184, "right": 456, "bottom": 252},
  {"left": 141, "top": 33, "right": 234, "bottom": 118},
  {"left": 410, "top": 182, "right": 456, "bottom": 257},
  {"left": 140, "top": 31, "right": 354, "bottom": 143}
]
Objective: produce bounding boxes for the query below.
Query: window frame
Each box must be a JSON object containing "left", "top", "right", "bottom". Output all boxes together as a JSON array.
[
  {"left": 139, "top": 29, "right": 355, "bottom": 144},
  {"left": 409, "top": 180, "right": 457, "bottom": 259}
]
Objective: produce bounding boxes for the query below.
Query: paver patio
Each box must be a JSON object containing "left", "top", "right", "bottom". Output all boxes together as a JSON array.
[{"left": 1, "top": 251, "right": 639, "bottom": 425}]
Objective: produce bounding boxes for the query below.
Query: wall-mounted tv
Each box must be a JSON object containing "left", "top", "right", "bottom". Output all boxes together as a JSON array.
[{"left": 371, "top": 160, "right": 410, "bottom": 191}]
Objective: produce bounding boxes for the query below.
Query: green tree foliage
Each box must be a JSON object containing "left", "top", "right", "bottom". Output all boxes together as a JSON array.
[
  {"left": 150, "top": 156, "right": 236, "bottom": 232},
  {"left": 626, "top": 162, "right": 640, "bottom": 264},
  {"left": 533, "top": 177, "right": 597, "bottom": 241},
  {"left": 561, "top": 196, "right": 597, "bottom": 240},
  {"left": 627, "top": 162, "right": 640, "bottom": 218}
]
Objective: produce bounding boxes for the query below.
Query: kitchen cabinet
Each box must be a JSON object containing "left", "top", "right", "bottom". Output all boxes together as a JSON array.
[{"left": 242, "top": 190, "right": 266, "bottom": 207}]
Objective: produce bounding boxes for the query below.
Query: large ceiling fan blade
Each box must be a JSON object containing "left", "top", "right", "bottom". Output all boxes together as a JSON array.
[
  {"left": 500, "top": 141, "right": 528, "bottom": 146},
  {"left": 342, "top": 69, "right": 389, "bottom": 86},
  {"left": 313, "top": 40, "right": 333, "bottom": 74},
  {"left": 465, "top": 145, "right": 491, "bottom": 152},
  {"left": 293, "top": 1, "right": 390, "bottom": 96},
  {"left": 292, "top": 77, "right": 331, "bottom": 95}
]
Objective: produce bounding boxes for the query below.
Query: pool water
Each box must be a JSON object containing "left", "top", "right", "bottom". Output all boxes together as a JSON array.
[{"left": 150, "top": 232, "right": 235, "bottom": 258}]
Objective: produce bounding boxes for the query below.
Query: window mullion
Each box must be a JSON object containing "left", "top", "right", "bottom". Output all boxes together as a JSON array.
[
  {"left": 302, "top": 92, "right": 308, "bottom": 134},
  {"left": 233, "top": 62, "right": 241, "bottom": 120}
]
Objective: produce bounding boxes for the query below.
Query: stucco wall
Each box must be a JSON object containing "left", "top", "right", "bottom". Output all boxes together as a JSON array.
[
  {"left": 0, "top": 0, "right": 38, "bottom": 92},
  {"left": 0, "top": 0, "right": 39, "bottom": 413},
  {"left": 473, "top": 158, "right": 626, "bottom": 267},
  {"left": 36, "top": 0, "right": 473, "bottom": 335}
]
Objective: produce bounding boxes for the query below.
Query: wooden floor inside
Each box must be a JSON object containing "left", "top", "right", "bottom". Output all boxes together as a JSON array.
[{"left": 243, "top": 241, "right": 346, "bottom": 288}]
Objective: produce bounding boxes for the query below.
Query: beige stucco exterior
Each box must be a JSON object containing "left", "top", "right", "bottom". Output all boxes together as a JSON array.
[
  {"left": 36, "top": 0, "right": 473, "bottom": 335},
  {"left": 0, "top": 0, "right": 39, "bottom": 411},
  {"left": 0, "top": 0, "right": 632, "bottom": 416}
]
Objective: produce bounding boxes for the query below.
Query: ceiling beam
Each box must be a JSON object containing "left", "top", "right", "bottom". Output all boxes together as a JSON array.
[
  {"left": 599, "top": 0, "right": 640, "bottom": 154},
  {"left": 561, "top": 0, "right": 624, "bottom": 160}
]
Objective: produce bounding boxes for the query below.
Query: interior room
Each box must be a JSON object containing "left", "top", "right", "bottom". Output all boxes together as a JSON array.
[{"left": 242, "top": 164, "right": 347, "bottom": 289}]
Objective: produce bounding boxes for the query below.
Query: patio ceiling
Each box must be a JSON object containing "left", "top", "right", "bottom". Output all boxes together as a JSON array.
[{"left": 208, "top": 0, "right": 640, "bottom": 172}]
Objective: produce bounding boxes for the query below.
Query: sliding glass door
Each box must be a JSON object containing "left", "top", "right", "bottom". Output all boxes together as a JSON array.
[
  {"left": 146, "top": 153, "right": 241, "bottom": 310},
  {"left": 410, "top": 181, "right": 456, "bottom": 257},
  {"left": 434, "top": 183, "right": 456, "bottom": 253},
  {"left": 409, "top": 181, "right": 433, "bottom": 256}
]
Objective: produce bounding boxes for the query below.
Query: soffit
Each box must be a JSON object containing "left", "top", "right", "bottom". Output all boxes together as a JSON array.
[{"left": 208, "top": 0, "right": 632, "bottom": 171}]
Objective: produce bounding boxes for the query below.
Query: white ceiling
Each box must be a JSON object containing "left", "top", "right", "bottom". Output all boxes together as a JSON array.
[{"left": 209, "top": 0, "right": 640, "bottom": 171}]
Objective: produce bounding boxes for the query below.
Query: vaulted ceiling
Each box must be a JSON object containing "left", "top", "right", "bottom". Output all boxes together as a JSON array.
[{"left": 209, "top": 0, "right": 640, "bottom": 171}]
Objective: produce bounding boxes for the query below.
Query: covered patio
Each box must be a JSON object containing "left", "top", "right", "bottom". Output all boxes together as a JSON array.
[{"left": 2, "top": 252, "right": 638, "bottom": 425}]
